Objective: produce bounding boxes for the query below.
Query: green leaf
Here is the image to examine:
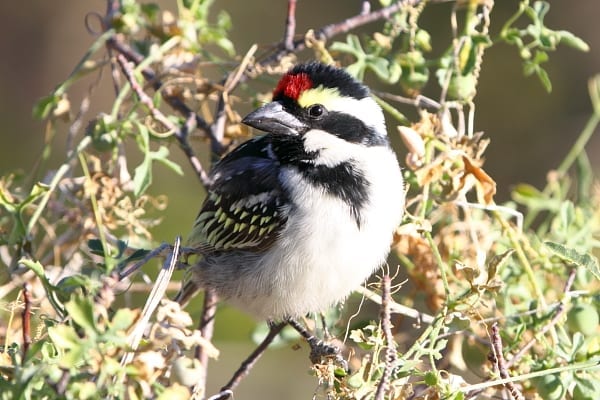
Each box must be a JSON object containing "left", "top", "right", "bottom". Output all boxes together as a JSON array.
[
  {"left": 557, "top": 30, "right": 590, "bottom": 52},
  {"left": 558, "top": 201, "right": 575, "bottom": 233},
  {"left": 55, "top": 275, "right": 93, "bottom": 302},
  {"left": 133, "top": 122, "right": 151, "bottom": 196},
  {"left": 513, "top": 183, "right": 542, "bottom": 198},
  {"left": 88, "top": 238, "right": 106, "bottom": 256},
  {"left": 544, "top": 241, "right": 600, "bottom": 280},
  {"left": 415, "top": 29, "right": 432, "bottom": 52},
  {"left": 32, "top": 94, "right": 59, "bottom": 119},
  {"left": 367, "top": 57, "right": 390, "bottom": 80},
  {"left": 47, "top": 325, "right": 81, "bottom": 350},
  {"left": 110, "top": 308, "right": 138, "bottom": 332},
  {"left": 59, "top": 343, "right": 87, "bottom": 370},
  {"left": 133, "top": 152, "right": 153, "bottom": 197},
  {"left": 536, "top": 67, "right": 552, "bottom": 92},
  {"left": 132, "top": 123, "right": 182, "bottom": 196},
  {"left": 532, "top": 1, "right": 550, "bottom": 20},
  {"left": 533, "top": 50, "right": 549, "bottom": 64},
  {"left": 573, "top": 374, "right": 600, "bottom": 400},
  {"left": 486, "top": 249, "right": 515, "bottom": 282},
  {"left": 65, "top": 297, "right": 97, "bottom": 335},
  {"left": 153, "top": 146, "right": 183, "bottom": 175},
  {"left": 20, "top": 258, "right": 47, "bottom": 280}
]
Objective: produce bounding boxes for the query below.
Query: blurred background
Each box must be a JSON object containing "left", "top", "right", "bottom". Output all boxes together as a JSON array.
[{"left": 0, "top": 1, "right": 598, "bottom": 398}]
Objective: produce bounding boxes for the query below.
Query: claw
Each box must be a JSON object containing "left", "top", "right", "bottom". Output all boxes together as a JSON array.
[{"left": 307, "top": 337, "right": 349, "bottom": 372}]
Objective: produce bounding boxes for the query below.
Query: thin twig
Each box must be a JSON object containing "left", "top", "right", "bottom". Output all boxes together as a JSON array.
[
  {"left": 355, "top": 285, "right": 435, "bottom": 324},
  {"left": 115, "top": 54, "right": 212, "bottom": 186},
  {"left": 258, "top": 1, "right": 413, "bottom": 67},
  {"left": 66, "top": 61, "right": 105, "bottom": 153},
  {"left": 489, "top": 323, "right": 525, "bottom": 400},
  {"left": 21, "top": 283, "right": 32, "bottom": 357},
  {"left": 283, "top": 0, "right": 297, "bottom": 51},
  {"left": 375, "top": 275, "right": 396, "bottom": 400},
  {"left": 106, "top": 36, "right": 224, "bottom": 155},
  {"left": 103, "top": 1, "right": 124, "bottom": 100},
  {"left": 505, "top": 267, "right": 577, "bottom": 368},
  {"left": 210, "top": 44, "right": 258, "bottom": 159},
  {"left": 375, "top": 91, "right": 441, "bottom": 111},
  {"left": 202, "top": 322, "right": 286, "bottom": 400},
  {"left": 193, "top": 287, "right": 219, "bottom": 394},
  {"left": 120, "top": 238, "right": 181, "bottom": 365}
]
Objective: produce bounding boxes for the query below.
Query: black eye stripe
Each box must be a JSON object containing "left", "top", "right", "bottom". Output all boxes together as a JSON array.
[{"left": 314, "top": 112, "right": 388, "bottom": 146}]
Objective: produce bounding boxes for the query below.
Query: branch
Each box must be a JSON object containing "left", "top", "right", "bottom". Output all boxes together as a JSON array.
[
  {"left": 193, "top": 288, "right": 219, "bottom": 394},
  {"left": 115, "top": 54, "right": 212, "bottom": 187},
  {"left": 375, "top": 274, "right": 396, "bottom": 400},
  {"left": 202, "top": 322, "right": 287, "bottom": 400},
  {"left": 21, "top": 283, "right": 32, "bottom": 357},
  {"left": 283, "top": 0, "right": 297, "bottom": 51},
  {"left": 489, "top": 323, "right": 525, "bottom": 400},
  {"left": 106, "top": 36, "right": 225, "bottom": 155},
  {"left": 505, "top": 267, "right": 577, "bottom": 368},
  {"left": 257, "top": 0, "right": 417, "bottom": 67}
]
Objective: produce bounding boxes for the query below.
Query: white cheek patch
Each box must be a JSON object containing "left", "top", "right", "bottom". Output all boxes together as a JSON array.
[
  {"left": 303, "top": 129, "right": 362, "bottom": 167},
  {"left": 327, "top": 96, "right": 386, "bottom": 135}
]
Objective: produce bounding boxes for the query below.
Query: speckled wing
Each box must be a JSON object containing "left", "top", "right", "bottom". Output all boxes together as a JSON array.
[{"left": 186, "top": 136, "right": 288, "bottom": 253}]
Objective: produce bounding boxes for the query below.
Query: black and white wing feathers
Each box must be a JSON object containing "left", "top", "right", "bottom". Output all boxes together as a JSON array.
[{"left": 187, "top": 136, "right": 288, "bottom": 253}]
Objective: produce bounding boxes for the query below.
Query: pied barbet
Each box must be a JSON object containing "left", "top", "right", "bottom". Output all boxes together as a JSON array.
[{"left": 177, "top": 62, "right": 404, "bottom": 320}]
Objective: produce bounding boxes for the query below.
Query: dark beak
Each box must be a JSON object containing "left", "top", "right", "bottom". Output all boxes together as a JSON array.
[{"left": 242, "top": 101, "right": 306, "bottom": 135}]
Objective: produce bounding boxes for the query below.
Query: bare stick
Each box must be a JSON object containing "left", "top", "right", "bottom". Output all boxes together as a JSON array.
[
  {"left": 120, "top": 238, "right": 181, "bottom": 373},
  {"left": 106, "top": 37, "right": 225, "bottom": 155},
  {"left": 203, "top": 322, "right": 286, "bottom": 400},
  {"left": 258, "top": 0, "right": 414, "bottom": 67},
  {"left": 489, "top": 323, "right": 525, "bottom": 400},
  {"left": 192, "top": 287, "right": 219, "bottom": 394},
  {"left": 283, "top": 0, "right": 297, "bottom": 51},
  {"left": 115, "top": 54, "right": 212, "bottom": 187},
  {"left": 21, "top": 283, "right": 32, "bottom": 357},
  {"left": 505, "top": 267, "right": 577, "bottom": 368},
  {"left": 375, "top": 275, "right": 396, "bottom": 400}
]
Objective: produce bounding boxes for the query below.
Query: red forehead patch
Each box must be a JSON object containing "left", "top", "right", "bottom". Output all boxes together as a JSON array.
[{"left": 273, "top": 72, "right": 313, "bottom": 100}]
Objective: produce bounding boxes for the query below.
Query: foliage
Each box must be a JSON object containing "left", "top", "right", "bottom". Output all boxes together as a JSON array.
[{"left": 1, "top": 0, "right": 599, "bottom": 399}]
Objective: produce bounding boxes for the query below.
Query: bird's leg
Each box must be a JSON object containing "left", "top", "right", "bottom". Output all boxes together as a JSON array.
[
  {"left": 117, "top": 242, "right": 174, "bottom": 279},
  {"left": 319, "top": 312, "right": 332, "bottom": 341},
  {"left": 287, "top": 317, "right": 347, "bottom": 369},
  {"left": 117, "top": 242, "right": 200, "bottom": 280},
  {"left": 207, "top": 321, "right": 286, "bottom": 400}
]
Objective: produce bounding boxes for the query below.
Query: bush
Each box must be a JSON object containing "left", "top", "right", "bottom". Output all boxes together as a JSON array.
[{"left": 1, "top": 1, "right": 599, "bottom": 399}]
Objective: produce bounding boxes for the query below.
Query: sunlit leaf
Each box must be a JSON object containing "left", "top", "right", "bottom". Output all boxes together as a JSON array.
[
  {"left": 48, "top": 325, "right": 81, "bottom": 351},
  {"left": 65, "top": 297, "right": 97, "bottom": 335},
  {"left": 110, "top": 308, "right": 139, "bottom": 332},
  {"left": 544, "top": 241, "right": 600, "bottom": 280}
]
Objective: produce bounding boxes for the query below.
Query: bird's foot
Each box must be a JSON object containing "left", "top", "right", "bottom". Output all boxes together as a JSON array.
[
  {"left": 306, "top": 337, "right": 348, "bottom": 371},
  {"left": 287, "top": 317, "right": 349, "bottom": 370}
]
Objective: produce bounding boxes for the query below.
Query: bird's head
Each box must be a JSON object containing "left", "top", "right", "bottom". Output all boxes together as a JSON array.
[{"left": 242, "top": 62, "right": 388, "bottom": 148}]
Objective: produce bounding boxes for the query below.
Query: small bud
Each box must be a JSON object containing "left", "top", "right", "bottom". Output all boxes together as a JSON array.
[
  {"left": 397, "top": 126, "right": 425, "bottom": 157},
  {"left": 440, "top": 109, "right": 458, "bottom": 138}
]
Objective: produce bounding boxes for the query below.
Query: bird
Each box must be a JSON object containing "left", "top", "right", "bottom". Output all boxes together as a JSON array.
[{"left": 177, "top": 61, "right": 404, "bottom": 322}]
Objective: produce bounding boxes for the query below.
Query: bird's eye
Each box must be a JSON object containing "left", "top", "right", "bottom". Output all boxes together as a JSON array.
[{"left": 307, "top": 104, "right": 325, "bottom": 118}]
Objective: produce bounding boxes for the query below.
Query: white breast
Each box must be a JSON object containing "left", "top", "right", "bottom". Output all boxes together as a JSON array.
[{"left": 235, "top": 144, "right": 404, "bottom": 319}]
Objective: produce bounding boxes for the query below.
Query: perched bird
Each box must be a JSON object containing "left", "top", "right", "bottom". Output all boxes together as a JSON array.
[{"left": 178, "top": 62, "right": 404, "bottom": 320}]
